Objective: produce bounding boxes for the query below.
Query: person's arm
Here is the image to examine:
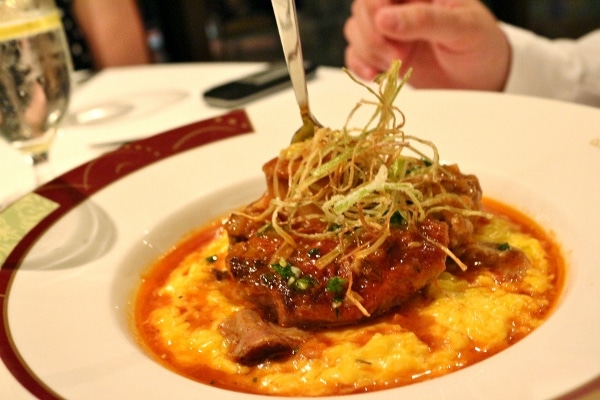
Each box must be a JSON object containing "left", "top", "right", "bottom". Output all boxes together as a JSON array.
[
  {"left": 502, "top": 24, "right": 600, "bottom": 107},
  {"left": 72, "top": 0, "right": 151, "bottom": 69}
]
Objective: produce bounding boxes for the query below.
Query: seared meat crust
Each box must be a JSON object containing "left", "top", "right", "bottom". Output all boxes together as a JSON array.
[{"left": 226, "top": 216, "right": 449, "bottom": 328}]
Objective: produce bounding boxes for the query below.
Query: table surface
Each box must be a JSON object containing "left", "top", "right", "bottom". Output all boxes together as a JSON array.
[{"left": 0, "top": 62, "right": 365, "bottom": 207}]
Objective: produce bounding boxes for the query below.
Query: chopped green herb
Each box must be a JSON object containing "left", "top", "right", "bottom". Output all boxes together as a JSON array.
[
  {"left": 294, "top": 277, "right": 316, "bottom": 291},
  {"left": 390, "top": 210, "right": 407, "bottom": 227},
  {"left": 271, "top": 260, "right": 297, "bottom": 281},
  {"left": 206, "top": 255, "right": 218, "bottom": 263},
  {"left": 271, "top": 261, "right": 314, "bottom": 290},
  {"left": 328, "top": 223, "right": 341, "bottom": 231},
  {"left": 327, "top": 277, "right": 347, "bottom": 308},
  {"left": 326, "top": 276, "right": 347, "bottom": 294},
  {"left": 497, "top": 242, "right": 511, "bottom": 251},
  {"left": 421, "top": 158, "right": 433, "bottom": 167}
]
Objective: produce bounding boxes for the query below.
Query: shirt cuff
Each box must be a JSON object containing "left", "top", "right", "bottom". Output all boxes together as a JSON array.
[{"left": 500, "top": 23, "right": 583, "bottom": 102}]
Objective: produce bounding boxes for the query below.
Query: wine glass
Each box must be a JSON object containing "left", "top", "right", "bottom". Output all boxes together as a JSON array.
[{"left": 0, "top": 0, "right": 72, "bottom": 187}]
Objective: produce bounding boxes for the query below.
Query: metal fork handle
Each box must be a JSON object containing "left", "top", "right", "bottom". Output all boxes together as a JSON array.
[{"left": 271, "top": 0, "right": 312, "bottom": 120}]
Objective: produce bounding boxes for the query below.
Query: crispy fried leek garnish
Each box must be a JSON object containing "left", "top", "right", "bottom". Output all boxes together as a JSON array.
[{"left": 238, "top": 60, "right": 488, "bottom": 275}]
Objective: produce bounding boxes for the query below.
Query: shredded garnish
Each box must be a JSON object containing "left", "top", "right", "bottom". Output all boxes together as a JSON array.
[{"left": 234, "top": 60, "right": 490, "bottom": 313}]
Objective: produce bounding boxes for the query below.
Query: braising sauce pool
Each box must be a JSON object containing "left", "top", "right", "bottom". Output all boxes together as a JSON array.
[{"left": 133, "top": 198, "right": 564, "bottom": 396}]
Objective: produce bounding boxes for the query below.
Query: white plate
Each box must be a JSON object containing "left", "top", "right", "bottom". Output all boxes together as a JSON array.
[{"left": 1, "top": 87, "right": 599, "bottom": 400}]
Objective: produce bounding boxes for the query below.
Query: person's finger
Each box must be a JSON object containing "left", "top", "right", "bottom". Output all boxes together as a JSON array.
[
  {"left": 343, "top": 16, "right": 394, "bottom": 73},
  {"left": 347, "top": 0, "right": 389, "bottom": 47},
  {"left": 345, "top": 46, "right": 382, "bottom": 80},
  {"left": 375, "top": 3, "right": 476, "bottom": 43}
]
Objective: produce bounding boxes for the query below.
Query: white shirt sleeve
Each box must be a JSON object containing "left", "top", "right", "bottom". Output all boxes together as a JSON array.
[{"left": 501, "top": 23, "right": 600, "bottom": 107}]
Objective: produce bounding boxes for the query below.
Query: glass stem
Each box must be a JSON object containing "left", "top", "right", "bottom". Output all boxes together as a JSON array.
[{"left": 29, "top": 151, "right": 54, "bottom": 187}]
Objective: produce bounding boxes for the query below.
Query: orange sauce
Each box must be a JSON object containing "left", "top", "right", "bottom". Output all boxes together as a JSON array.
[{"left": 133, "top": 199, "right": 565, "bottom": 396}]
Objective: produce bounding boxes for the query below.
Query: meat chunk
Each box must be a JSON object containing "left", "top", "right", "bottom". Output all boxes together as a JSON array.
[
  {"left": 225, "top": 216, "right": 449, "bottom": 328},
  {"left": 439, "top": 164, "right": 483, "bottom": 210},
  {"left": 451, "top": 242, "right": 532, "bottom": 283},
  {"left": 219, "top": 309, "right": 307, "bottom": 365},
  {"left": 224, "top": 158, "right": 482, "bottom": 328}
]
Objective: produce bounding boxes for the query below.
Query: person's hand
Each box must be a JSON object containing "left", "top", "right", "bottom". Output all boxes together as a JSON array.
[{"left": 343, "top": 0, "right": 511, "bottom": 91}]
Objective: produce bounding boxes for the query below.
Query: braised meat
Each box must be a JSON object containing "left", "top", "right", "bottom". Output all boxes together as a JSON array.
[
  {"left": 226, "top": 214, "right": 449, "bottom": 327},
  {"left": 224, "top": 156, "right": 484, "bottom": 328},
  {"left": 222, "top": 62, "right": 488, "bottom": 331},
  {"left": 451, "top": 242, "right": 532, "bottom": 283},
  {"left": 219, "top": 309, "right": 307, "bottom": 365}
]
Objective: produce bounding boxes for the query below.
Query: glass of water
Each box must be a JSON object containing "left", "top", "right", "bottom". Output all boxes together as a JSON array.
[{"left": 0, "top": 0, "right": 72, "bottom": 186}]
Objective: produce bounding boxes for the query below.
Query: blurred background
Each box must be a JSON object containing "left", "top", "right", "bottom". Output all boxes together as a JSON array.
[{"left": 138, "top": 0, "right": 600, "bottom": 67}]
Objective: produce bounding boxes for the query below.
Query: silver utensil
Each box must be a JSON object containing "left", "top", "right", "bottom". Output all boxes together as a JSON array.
[{"left": 271, "top": 0, "right": 321, "bottom": 143}]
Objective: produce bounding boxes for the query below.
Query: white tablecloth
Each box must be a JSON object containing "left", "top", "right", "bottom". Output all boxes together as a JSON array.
[{"left": 0, "top": 62, "right": 369, "bottom": 207}]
